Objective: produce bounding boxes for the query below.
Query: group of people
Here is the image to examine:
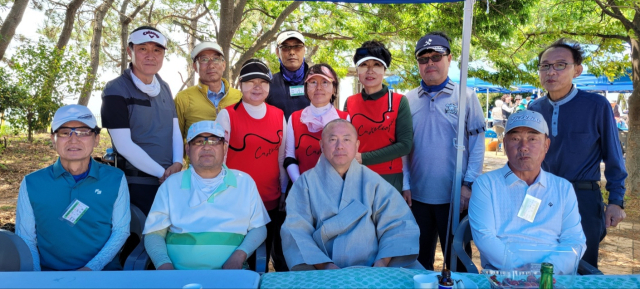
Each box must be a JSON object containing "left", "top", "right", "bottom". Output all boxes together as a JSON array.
[{"left": 14, "top": 25, "right": 627, "bottom": 275}]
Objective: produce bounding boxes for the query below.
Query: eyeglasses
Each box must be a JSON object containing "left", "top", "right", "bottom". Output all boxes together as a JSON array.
[
  {"left": 307, "top": 79, "right": 333, "bottom": 89},
  {"left": 190, "top": 136, "right": 225, "bottom": 147},
  {"left": 538, "top": 62, "right": 574, "bottom": 71},
  {"left": 197, "top": 56, "right": 224, "bottom": 64},
  {"left": 54, "top": 127, "right": 96, "bottom": 138},
  {"left": 416, "top": 53, "right": 448, "bottom": 64},
  {"left": 278, "top": 44, "right": 304, "bottom": 52},
  {"left": 241, "top": 81, "right": 270, "bottom": 90},
  {"left": 356, "top": 65, "right": 385, "bottom": 74}
]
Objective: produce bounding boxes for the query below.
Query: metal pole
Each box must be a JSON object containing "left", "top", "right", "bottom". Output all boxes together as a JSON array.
[
  {"left": 486, "top": 88, "right": 489, "bottom": 118},
  {"left": 450, "top": 0, "right": 475, "bottom": 272}
]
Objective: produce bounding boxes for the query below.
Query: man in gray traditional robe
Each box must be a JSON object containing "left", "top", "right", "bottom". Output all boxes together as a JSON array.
[{"left": 281, "top": 119, "right": 421, "bottom": 271}]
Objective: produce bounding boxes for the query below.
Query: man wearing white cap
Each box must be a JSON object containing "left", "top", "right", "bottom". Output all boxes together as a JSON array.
[
  {"left": 174, "top": 42, "right": 242, "bottom": 143},
  {"left": 143, "top": 120, "right": 269, "bottom": 270},
  {"left": 469, "top": 110, "right": 586, "bottom": 274},
  {"left": 266, "top": 30, "right": 310, "bottom": 120},
  {"left": 16, "top": 105, "right": 131, "bottom": 271},
  {"left": 101, "top": 26, "right": 183, "bottom": 215}
]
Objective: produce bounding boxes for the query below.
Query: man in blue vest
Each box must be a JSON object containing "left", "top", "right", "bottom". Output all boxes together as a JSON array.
[{"left": 15, "top": 105, "right": 131, "bottom": 271}]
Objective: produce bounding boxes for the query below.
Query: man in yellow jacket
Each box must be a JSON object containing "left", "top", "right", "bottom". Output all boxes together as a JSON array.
[{"left": 175, "top": 42, "right": 242, "bottom": 142}]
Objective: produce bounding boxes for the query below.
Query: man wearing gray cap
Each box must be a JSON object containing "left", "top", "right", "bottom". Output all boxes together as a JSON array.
[
  {"left": 16, "top": 105, "right": 131, "bottom": 271},
  {"left": 143, "top": 120, "right": 269, "bottom": 270},
  {"left": 468, "top": 110, "right": 586, "bottom": 274},
  {"left": 174, "top": 42, "right": 242, "bottom": 143},
  {"left": 101, "top": 26, "right": 183, "bottom": 215},
  {"left": 266, "top": 30, "right": 310, "bottom": 120}
]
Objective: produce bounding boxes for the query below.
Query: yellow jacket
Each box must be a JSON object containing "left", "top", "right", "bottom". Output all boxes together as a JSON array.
[{"left": 174, "top": 78, "right": 242, "bottom": 141}]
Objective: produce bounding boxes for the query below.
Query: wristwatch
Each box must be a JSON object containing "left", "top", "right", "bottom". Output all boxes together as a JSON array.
[
  {"left": 462, "top": 181, "right": 473, "bottom": 189},
  {"left": 608, "top": 199, "right": 625, "bottom": 209}
]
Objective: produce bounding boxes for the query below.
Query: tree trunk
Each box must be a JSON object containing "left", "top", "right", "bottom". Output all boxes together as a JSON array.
[
  {"left": 625, "top": 37, "right": 640, "bottom": 198},
  {"left": 0, "top": 0, "right": 30, "bottom": 60},
  {"left": 119, "top": 0, "right": 149, "bottom": 74},
  {"left": 187, "top": 5, "right": 200, "bottom": 87},
  {"left": 56, "top": 0, "right": 85, "bottom": 50},
  {"left": 77, "top": 0, "right": 114, "bottom": 106}
]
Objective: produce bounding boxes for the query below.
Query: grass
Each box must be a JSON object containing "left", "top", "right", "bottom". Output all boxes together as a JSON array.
[{"left": 0, "top": 206, "right": 14, "bottom": 212}]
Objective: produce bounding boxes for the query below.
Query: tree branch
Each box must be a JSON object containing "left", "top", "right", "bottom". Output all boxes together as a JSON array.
[
  {"left": 593, "top": 0, "right": 635, "bottom": 30},
  {"left": 526, "top": 30, "right": 629, "bottom": 42},
  {"left": 301, "top": 32, "right": 354, "bottom": 41},
  {"left": 171, "top": 20, "right": 206, "bottom": 42}
]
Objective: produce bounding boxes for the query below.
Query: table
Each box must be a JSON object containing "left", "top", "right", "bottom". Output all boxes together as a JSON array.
[
  {"left": 0, "top": 269, "right": 260, "bottom": 288},
  {"left": 260, "top": 267, "right": 640, "bottom": 288}
]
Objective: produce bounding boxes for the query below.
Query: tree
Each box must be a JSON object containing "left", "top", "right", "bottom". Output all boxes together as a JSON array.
[
  {"left": 4, "top": 41, "right": 89, "bottom": 141},
  {"left": 0, "top": 0, "right": 30, "bottom": 60}
]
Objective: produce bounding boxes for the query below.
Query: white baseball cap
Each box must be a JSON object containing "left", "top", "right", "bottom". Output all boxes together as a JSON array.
[
  {"left": 51, "top": 105, "right": 98, "bottom": 132},
  {"left": 191, "top": 42, "right": 224, "bottom": 61},
  {"left": 276, "top": 31, "right": 305, "bottom": 46},
  {"left": 506, "top": 110, "right": 549, "bottom": 135},
  {"left": 187, "top": 121, "right": 226, "bottom": 143},
  {"left": 128, "top": 28, "right": 167, "bottom": 49}
]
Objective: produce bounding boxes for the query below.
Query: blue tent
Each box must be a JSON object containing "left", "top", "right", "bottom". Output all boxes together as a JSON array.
[{"left": 574, "top": 73, "right": 633, "bottom": 93}]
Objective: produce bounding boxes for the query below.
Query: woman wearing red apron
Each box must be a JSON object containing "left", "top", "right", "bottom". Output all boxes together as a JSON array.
[
  {"left": 216, "top": 59, "right": 288, "bottom": 271},
  {"left": 344, "top": 41, "right": 413, "bottom": 194},
  {"left": 284, "top": 64, "right": 349, "bottom": 183}
]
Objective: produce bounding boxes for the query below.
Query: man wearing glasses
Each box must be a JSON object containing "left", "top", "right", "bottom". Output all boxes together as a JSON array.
[
  {"left": 143, "top": 121, "right": 269, "bottom": 270},
  {"left": 174, "top": 42, "right": 242, "bottom": 144},
  {"left": 528, "top": 39, "right": 627, "bottom": 268},
  {"left": 101, "top": 26, "right": 183, "bottom": 215},
  {"left": 16, "top": 105, "right": 131, "bottom": 271},
  {"left": 402, "top": 32, "right": 485, "bottom": 270},
  {"left": 267, "top": 30, "right": 310, "bottom": 120}
]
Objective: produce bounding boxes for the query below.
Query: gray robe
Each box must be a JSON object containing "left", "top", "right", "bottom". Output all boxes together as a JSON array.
[{"left": 281, "top": 156, "right": 420, "bottom": 271}]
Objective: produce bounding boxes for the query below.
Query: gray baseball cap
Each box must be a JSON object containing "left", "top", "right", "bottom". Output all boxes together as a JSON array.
[{"left": 506, "top": 110, "right": 549, "bottom": 135}]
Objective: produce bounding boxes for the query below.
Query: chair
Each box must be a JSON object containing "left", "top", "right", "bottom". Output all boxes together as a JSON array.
[
  {"left": 119, "top": 204, "right": 146, "bottom": 267},
  {"left": 453, "top": 216, "right": 603, "bottom": 275},
  {"left": 0, "top": 229, "right": 34, "bottom": 271},
  {"left": 452, "top": 216, "right": 478, "bottom": 273}
]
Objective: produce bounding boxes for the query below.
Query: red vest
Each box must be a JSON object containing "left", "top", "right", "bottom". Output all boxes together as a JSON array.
[
  {"left": 226, "top": 102, "right": 284, "bottom": 210},
  {"left": 346, "top": 91, "right": 403, "bottom": 175},
  {"left": 291, "top": 108, "right": 349, "bottom": 174}
]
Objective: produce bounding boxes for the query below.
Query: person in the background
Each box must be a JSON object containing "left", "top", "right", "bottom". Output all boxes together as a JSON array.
[
  {"left": 528, "top": 38, "right": 627, "bottom": 268},
  {"left": 216, "top": 59, "right": 289, "bottom": 271},
  {"left": 16, "top": 105, "right": 130, "bottom": 271},
  {"left": 469, "top": 111, "right": 586, "bottom": 274},
  {"left": 402, "top": 31, "right": 485, "bottom": 271},
  {"left": 501, "top": 94, "right": 515, "bottom": 119},
  {"left": 491, "top": 99, "right": 505, "bottom": 127},
  {"left": 143, "top": 121, "right": 269, "bottom": 270},
  {"left": 174, "top": 42, "right": 242, "bottom": 143},
  {"left": 267, "top": 30, "right": 310, "bottom": 120},
  {"left": 285, "top": 64, "right": 349, "bottom": 184},
  {"left": 101, "top": 26, "right": 183, "bottom": 215},
  {"left": 344, "top": 40, "right": 413, "bottom": 193}
]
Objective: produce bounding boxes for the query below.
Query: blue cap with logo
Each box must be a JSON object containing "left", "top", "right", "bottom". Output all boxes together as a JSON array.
[
  {"left": 187, "top": 121, "right": 225, "bottom": 142},
  {"left": 415, "top": 34, "right": 451, "bottom": 58},
  {"left": 51, "top": 105, "right": 98, "bottom": 132},
  {"left": 506, "top": 110, "right": 549, "bottom": 135}
]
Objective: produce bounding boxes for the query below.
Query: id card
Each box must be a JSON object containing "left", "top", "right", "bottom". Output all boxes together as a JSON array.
[
  {"left": 289, "top": 85, "right": 304, "bottom": 97},
  {"left": 517, "top": 194, "right": 541, "bottom": 222},
  {"left": 61, "top": 199, "right": 89, "bottom": 225}
]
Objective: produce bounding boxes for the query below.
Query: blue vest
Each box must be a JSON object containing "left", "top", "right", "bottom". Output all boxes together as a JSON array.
[{"left": 25, "top": 158, "right": 122, "bottom": 270}]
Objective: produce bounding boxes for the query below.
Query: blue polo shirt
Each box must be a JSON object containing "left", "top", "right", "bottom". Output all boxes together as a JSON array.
[{"left": 528, "top": 86, "right": 627, "bottom": 202}]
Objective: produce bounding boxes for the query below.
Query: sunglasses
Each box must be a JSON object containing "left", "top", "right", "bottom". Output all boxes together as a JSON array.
[{"left": 416, "top": 53, "right": 449, "bottom": 64}]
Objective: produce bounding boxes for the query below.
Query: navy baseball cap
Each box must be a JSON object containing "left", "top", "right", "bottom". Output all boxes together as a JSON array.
[{"left": 415, "top": 34, "right": 450, "bottom": 57}]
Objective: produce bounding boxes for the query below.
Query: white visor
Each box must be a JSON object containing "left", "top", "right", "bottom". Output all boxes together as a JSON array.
[
  {"left": 355, "top": 56, "right": 388, "bottom": 69},
  {"left": 128, "top": 29, "right": 167, "bottom": 49}
]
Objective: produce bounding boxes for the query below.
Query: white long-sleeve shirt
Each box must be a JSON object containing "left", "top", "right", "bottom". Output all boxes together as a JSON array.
[
  {"left": 468, "top": 164, "right": 586, "bottom": 274},
  {"left": 216, "top": 101, "right": 288, "bottom": 193}
]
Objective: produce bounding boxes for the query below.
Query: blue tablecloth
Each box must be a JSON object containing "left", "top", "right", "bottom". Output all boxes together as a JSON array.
[{"left": 260, "top": 267, "right": 640, "bottom": 288}]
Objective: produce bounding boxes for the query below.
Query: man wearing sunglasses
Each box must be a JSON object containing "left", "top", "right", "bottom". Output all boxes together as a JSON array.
[
  {"left": 16, "top": 105, "right": 131, "bottom": 271},
  {"left": 174, "top": 42, "right": 242, "bottom": 145},
  {"left": 266, "top": 30, "right": 310, "bottom": 120},
  {"left": 143, "top": 121, "right": 269, "bottom": 270},
  {"left": 528, "top": 39, "right": 627, "bottom": 268},
  {"left": 402, "top": 32, "right": 485, "bottom": 271}
]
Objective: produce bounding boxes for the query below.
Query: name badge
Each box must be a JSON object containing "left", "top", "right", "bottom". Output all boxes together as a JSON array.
[
  {"left": 517, "top": 194, "right": 541, "bottom": 223},
  {"left": 61, "top": 199, "right": 89, "bottom": 225},
  {"left": 289, "top": 85, "right": 304, "bottom": 97}
]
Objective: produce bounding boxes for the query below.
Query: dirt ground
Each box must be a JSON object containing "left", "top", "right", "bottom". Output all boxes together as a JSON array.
[{"left": 1, "top": 134, "right": 639, "bottom": 274}]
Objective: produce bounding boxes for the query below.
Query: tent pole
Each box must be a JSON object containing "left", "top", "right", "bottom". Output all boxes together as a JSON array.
[{"left": 451, "top": 0, "right": 475, "bottom": 272}]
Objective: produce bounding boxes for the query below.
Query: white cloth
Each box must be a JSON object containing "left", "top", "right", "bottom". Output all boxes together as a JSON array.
[
  {"left": 130, "top": 71, "right": 161, "bottom": 97},
  {"left": 299, "top": 103, "right": 337, "bottom": 133},
  {"left": 468, "top": 164, "right": 586, "bottom": 274},
  {"left": 216, "top": 101, "right": 288, "bottom": 193}
]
